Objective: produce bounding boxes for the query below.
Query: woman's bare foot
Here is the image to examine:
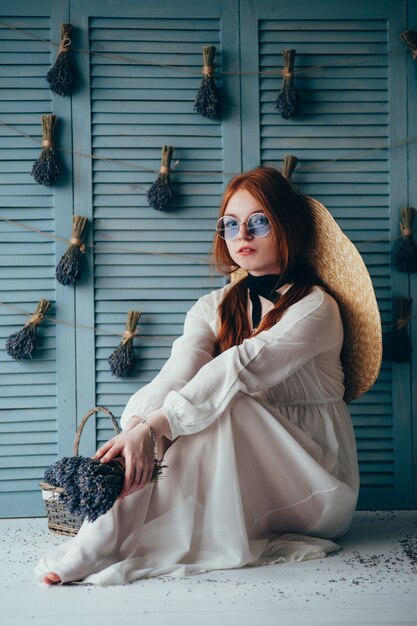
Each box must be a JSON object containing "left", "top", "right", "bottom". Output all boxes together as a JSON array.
[{"left": 42, "top": 572, "right": 62, "bottom": 585}]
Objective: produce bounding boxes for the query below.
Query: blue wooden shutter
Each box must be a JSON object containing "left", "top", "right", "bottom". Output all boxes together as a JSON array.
[
  {"left": 70, "top": 0, "right": 241, "bottom": 454},
  {"left": 1, "top": 0, "right": 414, "bottom": 518},
  {"left": 240, "top": 0, "right": 410, "bottom": 509},
  {"left": 0, "top": 1, "right": 77, "bottom": 516}
]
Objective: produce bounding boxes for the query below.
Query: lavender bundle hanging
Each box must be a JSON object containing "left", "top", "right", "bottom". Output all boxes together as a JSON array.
[
  {"left": 31, "top": 115, "right": 63, "bottom": 186},
  {"left": 194, "top": 45, "right": 222, "bottom": 120},
  {"left": 43, "top": 454, "right": 167, "bottom": 523},
  {"left": 147, "top": 145, "right": 174, "bottom": 211},
  {"left": 383, "top": 297, "right": 413, "bottom": 363},
  {"left": 56, "top": 215, "right": 88, "bottom": 285},
  {"left": 46, "top": 23, "right": 76, "bottom": 96},
  {"left": 108, "top": 310, "right": 141, "bottom": 377},
  {"left": 394, "top": 206, "right": 417, "bottom": 273},
  {"left": 6, "top": 299, "right": 51, "bottom": 360},
  {"left": 282, "top": 154, "right": 298, "bottom": 181},
  {"left": 400, "top": 28, "right": 417, "bottom": 60},
  {"left": 276, "top": 49, "right": 299, "bottom": 120}
]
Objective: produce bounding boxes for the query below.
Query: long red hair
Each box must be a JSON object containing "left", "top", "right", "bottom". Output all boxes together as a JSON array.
[{"left": 211, "top": 166, "right": 327, "bottom": 352}]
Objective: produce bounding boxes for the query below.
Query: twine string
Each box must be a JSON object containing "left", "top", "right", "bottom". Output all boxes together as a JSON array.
[
  {"left": 3, "top": 118, "right": 417, "bottom": 178},
  {"left": 202, "top": 65, "right": 214, "bottom": 76},
  {"left": 69, "top": 237, "right": 86, "bottom": 252},
  {"left": 0, "top": 300, "right": 178, "bottom": 340},
  {"left": 121, "top": 329, "right": 138, "bottom": 345},
  {"left": 159, "top": 165, "right": 170, "bottom": 174},
  {"left": 282, "top": 68, "right": 293, "bottom": 78},
  {"left": 0, "top": 20, "right": 409, "bottom": 78},
  {"left": 58, "top": 36, "right": 71, "bottom": 54},
  {"left": 0, "top": 215, "right": 213, "bottom": 262},
  {"left": 24, "top": 312, "right": 44, "bottom": 327},
  {"left": 0, "top": 120, "right": 189, "bottom": 182},
  {"left": 42, "top": 139, "right": 53, "bottom": 148}
]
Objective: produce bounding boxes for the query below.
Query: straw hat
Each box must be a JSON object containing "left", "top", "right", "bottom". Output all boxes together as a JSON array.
[
  {"left": 304, "top": 195, "right": 382, "bottom": 403},
  {"left": 232, "top": 194, "right": 383, "bottom": 404}
]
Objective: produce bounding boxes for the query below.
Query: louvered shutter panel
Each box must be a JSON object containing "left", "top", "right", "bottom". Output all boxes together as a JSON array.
[
  {"left": 241, "top": 0, "right": 411, "bottom": 508},
  {"left": 1, "top": 0, "right": 414, "bottom": 517},
  {"left": 70, "top": 0, "right": 240, "bottom": 453},
  {"left": 0, "top": 5, "right": 77, "bottom": 516}
]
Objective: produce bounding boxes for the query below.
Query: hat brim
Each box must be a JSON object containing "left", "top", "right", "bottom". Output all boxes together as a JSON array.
[{"left": 304, "top": 195, "right": 383, "bottom": 403}]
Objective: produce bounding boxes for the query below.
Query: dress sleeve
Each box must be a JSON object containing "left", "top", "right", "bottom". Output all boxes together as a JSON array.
[
  {"left": 120, "top": 296, "right": 217, "bottom": 430},
  {"left": 161, "top": 289, "right": 344, "bottom": 439}
]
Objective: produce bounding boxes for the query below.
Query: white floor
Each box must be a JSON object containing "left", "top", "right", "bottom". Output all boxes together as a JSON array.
[{"left": 0, "top": 511, "right": 416, "bottom": 626}]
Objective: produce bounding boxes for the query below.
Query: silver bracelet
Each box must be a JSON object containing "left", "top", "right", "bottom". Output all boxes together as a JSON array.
[{"left": 138, "top": 418, "right": 157, "bottom": 456}]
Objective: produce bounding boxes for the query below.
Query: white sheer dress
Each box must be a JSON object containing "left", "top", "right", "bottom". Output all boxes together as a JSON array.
[{"left": 35, "top": 282, "right": 360, "bottom": 585}]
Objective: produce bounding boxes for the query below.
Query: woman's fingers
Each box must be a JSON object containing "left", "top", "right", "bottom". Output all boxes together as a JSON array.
[
  {"left": 119, "top": 462, "right": 154, "bottom": 499},
  {"left": 92, "top": 438, "right": 115, "bottom": 460},
  {"left": 97, "top": 425, "right": 157, "bottom": 500},
  {"left": 128, "top": 466, "right": 148, "bottom": 490},
  {"left": 98, "top": 441, "right": 123, "bottom": 463},
  {"left": 122, "top": 456, "right": 141, "bottom": 494},
  {"left": 122, "top": 464, "right": 136, "bottom": 494}
]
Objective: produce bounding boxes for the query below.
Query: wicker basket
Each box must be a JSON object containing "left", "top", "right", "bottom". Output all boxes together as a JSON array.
[{"left": 39, "top": 406, "right": 120, "bottom": 537}]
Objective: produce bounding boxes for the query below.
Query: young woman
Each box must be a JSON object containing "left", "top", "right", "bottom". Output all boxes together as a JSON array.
[{"left": 36, "top": 166, "right": 382, "bottom": 586}]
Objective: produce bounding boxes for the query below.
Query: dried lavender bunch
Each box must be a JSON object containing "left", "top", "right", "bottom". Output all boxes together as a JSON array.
[
  {"left": 44, "top": 455, "right": 168, "bottom": 523},
  {"left": 194, "top": 45, "right": 222, "bottom": 120},
  {"left": 282, "top": 154, "right": 298, "bottom": 181},
  {"left": 46, "top": 24, "right": 76, "bottom": 96},
  {"left": 108, "top": 310, "right": 141, "bottom": 377},
  {"left": 147, "top": 145, "right": 174, "bottom": 211},
  {"left": 394, "top": 206, "right": 417, "bottom": 273},
  {"left": 31, "top": 115, "right": 63, "bottom": 186},
  {"left": 5, "top": 299, "right": 51, "bottom": 360},
  {"left": 44, "top": 455, "right": 80, "bottom": 485},
  {"left": 56, "top": 215, "right": 88, "bottom": 285},
  {"left": 276, "top": 49, "right": 299, "bottom": 120},
  {"left": 383, "top": 297, "right": 413, "bottom": 363}
]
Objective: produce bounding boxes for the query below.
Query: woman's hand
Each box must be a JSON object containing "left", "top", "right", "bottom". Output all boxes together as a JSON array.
[{"left": 93, "top": 423, "right": 156, "bottom": 500}]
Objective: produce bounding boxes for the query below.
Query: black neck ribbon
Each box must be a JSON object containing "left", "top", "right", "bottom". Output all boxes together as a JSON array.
[{"left": 244, "top": 273, "right": 284, "bottom": 329}]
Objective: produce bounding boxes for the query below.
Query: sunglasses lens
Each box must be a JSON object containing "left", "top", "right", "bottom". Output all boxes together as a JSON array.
[
  {"left": 217, "top": 217, "right": 239, "bottom": 240},
  {"left": 248, "top": 213, "right": 271, "bottom": 237}
]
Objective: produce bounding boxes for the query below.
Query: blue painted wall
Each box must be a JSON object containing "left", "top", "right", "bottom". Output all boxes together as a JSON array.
[{"left": 0, "top": 0, "right": 416, "bottom": 516}]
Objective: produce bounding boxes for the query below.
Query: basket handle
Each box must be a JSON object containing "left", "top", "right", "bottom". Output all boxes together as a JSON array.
[{"left": 73, "top": 406, "right": 120, "bottom": 456}]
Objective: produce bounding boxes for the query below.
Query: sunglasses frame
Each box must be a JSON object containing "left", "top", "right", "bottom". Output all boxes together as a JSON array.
[{"left": 215, "top": 211, "right": 272, "bottom": 240}]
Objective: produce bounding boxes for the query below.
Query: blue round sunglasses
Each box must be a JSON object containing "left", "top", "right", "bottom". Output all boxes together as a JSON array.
[{"left": 215, "top": 212, "right": 271, "bottom": 240}]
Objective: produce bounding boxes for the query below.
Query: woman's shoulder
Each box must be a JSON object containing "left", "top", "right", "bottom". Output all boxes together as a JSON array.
[
  {"left": 280, "top": 283, "right": 342, "bottom": 325},
  {"left": 310, "top": 284, "right": 341, "bottom": 313},
  {"left": 290, "top": 283, "right": 338, "bottom": 306}
]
